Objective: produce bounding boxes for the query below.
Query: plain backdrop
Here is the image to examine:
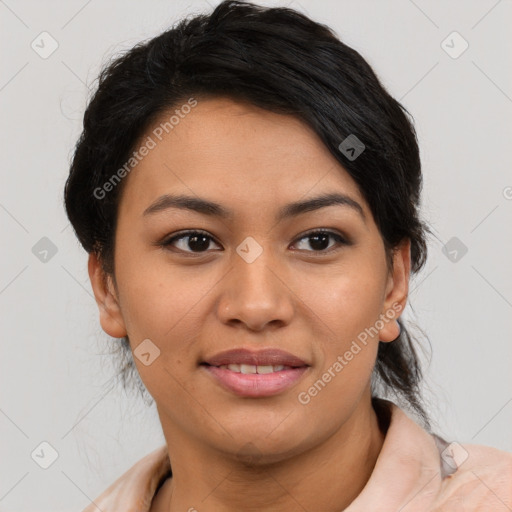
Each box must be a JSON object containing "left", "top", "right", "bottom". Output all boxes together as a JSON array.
[{"left": 1, "top": 0, "right": 511, "bottom": 510}]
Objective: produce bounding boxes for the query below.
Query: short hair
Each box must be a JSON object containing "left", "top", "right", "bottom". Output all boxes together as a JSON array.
[{"left": 64, "top": 0, "right": 433, "bottom": 429}]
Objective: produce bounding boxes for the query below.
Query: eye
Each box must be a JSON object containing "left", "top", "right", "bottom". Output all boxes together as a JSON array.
[
  {"left": 159, "top": 229, "right": 350, "bottom": 256},
  {"left": 160, "top": 230, "right": 221, "bottom": 254},
  {"left": 291, "top": 230, "right": 349, "bottom": 253}
]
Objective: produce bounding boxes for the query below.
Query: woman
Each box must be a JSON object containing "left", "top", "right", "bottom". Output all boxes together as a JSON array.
[{"left": 63, "top": 1, "right": 511, "bottom": 510}]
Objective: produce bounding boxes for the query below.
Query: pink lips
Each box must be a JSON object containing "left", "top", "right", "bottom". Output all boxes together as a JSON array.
[
  {"left": 203, "top": 348, "right": 308, "bottom": 367},
  {"left": 201, "top": 348, "right": 310, "bottom": 398}
]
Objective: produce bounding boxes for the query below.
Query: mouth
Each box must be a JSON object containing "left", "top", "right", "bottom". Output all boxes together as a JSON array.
[
  {"left": 202, "top": 347, "right": 309, "bottom": 368},
  {"left": 202, "top": 363, "right": 300, "bottom": 374},
  {"left": 200, "top": 348, "right": 310, "bottom": 398}
]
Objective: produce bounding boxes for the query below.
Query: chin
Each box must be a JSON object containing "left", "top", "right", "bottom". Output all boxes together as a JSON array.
[
  {"left": 206, "top": 416, "right": 316, "bottom": 465},
  {"left": 226, "top": 436, "right": 308, "bottom": 467}
]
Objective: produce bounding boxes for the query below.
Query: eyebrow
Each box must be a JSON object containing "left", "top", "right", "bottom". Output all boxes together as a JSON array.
[{"left": 143, "top": 192, "right": 366, "bottom": 223}]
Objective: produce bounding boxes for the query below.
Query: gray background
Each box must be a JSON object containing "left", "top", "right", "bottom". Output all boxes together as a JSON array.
[{"left": 1, "top": 0, "right": 511, "bottom": 510}]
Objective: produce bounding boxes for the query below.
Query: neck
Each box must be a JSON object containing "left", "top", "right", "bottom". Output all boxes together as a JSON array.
[{"left": 156, "top": 394, "right": 387, "bottom": 512}]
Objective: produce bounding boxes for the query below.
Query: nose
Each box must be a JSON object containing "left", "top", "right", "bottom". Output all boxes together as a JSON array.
[{"left": 216, "top": 244, "right": 294, "bottom": 332}]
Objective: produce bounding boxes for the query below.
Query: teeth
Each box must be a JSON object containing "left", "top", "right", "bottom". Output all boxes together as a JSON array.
[
  {"left": 256, "top": 365, "right": 274, "bottom": 374},
  {"left": 218, "top": 364, "right": 290, "bottom": 374},
  {"left": 240, "top": 364, "right": 257, "bottom": 374}
]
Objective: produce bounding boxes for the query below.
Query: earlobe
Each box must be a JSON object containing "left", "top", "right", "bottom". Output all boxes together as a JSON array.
[
  {"left": 87, "top": 252, "right": 128, "bottom": 338},
  {"left": 379, "top": 239, "right": 411, "bottom": 343}
]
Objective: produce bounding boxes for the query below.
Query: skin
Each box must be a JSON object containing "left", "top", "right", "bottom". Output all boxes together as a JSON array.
[{"left": 88, "top": 96, "right": 410, "bottom": 512}]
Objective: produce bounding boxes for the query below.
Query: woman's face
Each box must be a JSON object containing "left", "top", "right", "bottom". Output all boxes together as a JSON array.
[{"left": 89, "top": 96, "right": 409, "bottom": 463}]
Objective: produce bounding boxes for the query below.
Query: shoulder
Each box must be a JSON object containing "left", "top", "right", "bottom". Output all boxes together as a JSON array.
[
  {"left": 82, "top": 445, "right": 171, "bottom": 512},
  {"left": 430, "top": 440, "right": 512, "bottom": 511},
  {"left": 370, "top": 399, "right": 512, "bottom": 511}
]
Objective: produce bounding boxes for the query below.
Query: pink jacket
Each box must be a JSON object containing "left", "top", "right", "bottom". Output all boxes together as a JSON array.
[{"left": 82, "top": 401, "right": 512, "bottom": 511}]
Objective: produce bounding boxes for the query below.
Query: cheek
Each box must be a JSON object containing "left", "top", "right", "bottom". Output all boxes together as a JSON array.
[
  {"left": 293, "top": 270, "right": 382, "bottom": 426},
  {"left": 115, "top": 257, "right": 222, "bottom": 359},
  {"left": 290, "top": 256, "right": 386, "bottom": 403},
  {"left": 295, "top": 259, "right": 386, "bottom": 343},
  {"left": 116, "top": 264, "right": 211, "bottom": 403}
]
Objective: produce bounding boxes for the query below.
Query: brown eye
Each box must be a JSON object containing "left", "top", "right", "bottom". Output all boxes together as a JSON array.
[
  {"left": 292, "top": 230, "right": 349, "bottom": 253},
  {"left": 159, "top": 228, "right": 349, "bottom": 256},
  {"left": 162, "top": 230, "right": 221, "bottom": 254}
]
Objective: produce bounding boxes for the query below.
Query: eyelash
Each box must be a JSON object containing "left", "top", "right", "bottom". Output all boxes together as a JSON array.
[{"left": 159, "top": 229, "right": 350, "bottom": 256}]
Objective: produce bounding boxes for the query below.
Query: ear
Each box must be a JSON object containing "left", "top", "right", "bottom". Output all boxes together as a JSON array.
[
  {"left": 378, "top": 239, "right": 411, "bottom": 343},
  {"left": 88, "top": 252, "right": 128, "bottom": 338}
]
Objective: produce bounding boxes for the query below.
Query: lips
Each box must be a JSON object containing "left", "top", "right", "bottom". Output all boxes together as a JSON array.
[
  {"left": 201, "top": 348, "right": 310, "bottom": 397},
  {"left": 202, "top": 348, "right": 309, "bottom": 368}
]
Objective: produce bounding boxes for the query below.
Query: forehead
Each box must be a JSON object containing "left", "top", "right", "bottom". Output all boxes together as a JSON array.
[{"left": 118, "top": 97, "right": 368, "bottom": 219}]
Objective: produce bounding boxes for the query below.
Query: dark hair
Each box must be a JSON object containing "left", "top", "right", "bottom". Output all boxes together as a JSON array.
[{"left": 64, "top": 0, "right": 433, "bottom": 429}]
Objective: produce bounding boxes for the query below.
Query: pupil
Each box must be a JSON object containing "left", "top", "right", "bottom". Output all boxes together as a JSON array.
[
  {"left": 189, "top": 234, "right": 210, "bottom": 252},
  {"left": 310, "top": 233, "right": 329, "bottom": 251}
]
